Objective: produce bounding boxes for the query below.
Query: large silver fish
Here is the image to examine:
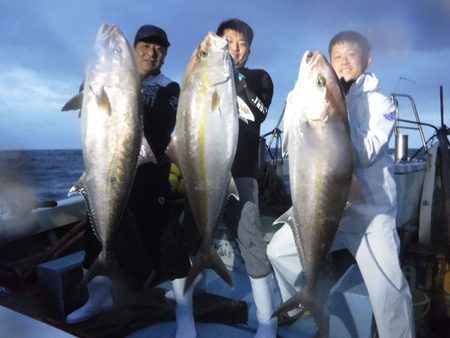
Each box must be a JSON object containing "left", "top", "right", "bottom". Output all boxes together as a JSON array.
[
  {"left": 173, "top": 32, "right": 239, "bottom": 292},
  {"left": 62, "top": 24, "right": 143, "bottom": 283},
  {"left": 273, "top": 51, "right": 353, "bottom": 337}
]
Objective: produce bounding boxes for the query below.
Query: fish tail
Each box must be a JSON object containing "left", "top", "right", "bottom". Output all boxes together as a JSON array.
[
  {"left": 272, "top": 288, "right": 329, "bottom": 337},
  {"left": 209, "top": 248, "right": 233, "bottom": 287},
  {"left": 184, "top": 247, "right": 233, "bottom": 294},
  {"left": 272, "top": 290, "right": 306, "bottom": 319}
]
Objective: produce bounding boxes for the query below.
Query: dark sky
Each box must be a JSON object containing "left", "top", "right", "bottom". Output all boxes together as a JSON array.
[{"left": 1, "top": 0, "right": 449, "bottom": 149}]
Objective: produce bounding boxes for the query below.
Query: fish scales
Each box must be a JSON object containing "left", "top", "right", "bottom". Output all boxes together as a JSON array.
[
  {"left": 274, "top": 51, "right": 353, "bottom": 337},
  {"left": 64, "top": 24, "right": 142, "bottom": 282},
  {"left": 174, "top": 32, "right": 239, "bottom": 292}
]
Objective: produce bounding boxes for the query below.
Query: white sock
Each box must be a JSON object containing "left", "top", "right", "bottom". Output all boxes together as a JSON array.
[
  {"left": 249, "top": 274, "right": 278, "bottom": 338},
  {"left": 172, "top": 277, "right": 196, "bottom": 338}
]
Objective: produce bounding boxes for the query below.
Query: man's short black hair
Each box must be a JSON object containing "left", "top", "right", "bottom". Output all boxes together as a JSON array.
[
  {"left": 216, "top": 18, "right": 254, "bottom": 46},
  {"left": 328, "top": 30, "right": 371, "bottom": 63}
]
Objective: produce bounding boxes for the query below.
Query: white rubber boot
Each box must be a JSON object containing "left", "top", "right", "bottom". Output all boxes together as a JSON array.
[
  {"left": 166, "top": 256, "right": 207, "bottom": 300},
  {"left": 66, "top": 269, "right": 113, "bottom": 324},
  {"left": 171, "top": 277, "right": 196, "bottom": 338},
  {"left": 249, "top": 274, "right": 278, "bottom": 338}
]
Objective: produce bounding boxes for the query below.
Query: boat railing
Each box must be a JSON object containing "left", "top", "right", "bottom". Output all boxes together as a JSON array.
[
  {"left": 391, "top": 93, "right": 437, "bottom": 160},
  {"left": 261, "top": 127, "right": 283, "bottom": 166}
]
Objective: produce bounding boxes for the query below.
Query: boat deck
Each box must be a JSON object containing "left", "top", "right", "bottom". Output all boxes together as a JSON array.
[
  {"left": 129, "top": 269, "right": 317, "bottom": 338},
  {"left": 0, "top": 265, "right": 317, "bottom": 338}
]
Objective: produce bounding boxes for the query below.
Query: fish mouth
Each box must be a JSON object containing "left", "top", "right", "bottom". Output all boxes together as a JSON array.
[
  {"left": 96, "top": 24, "right": 125, "bottom": 51},
  {"left": 304, "top": 50, "right": 314, "bottom": 63},
  {"left": 303, "top": 50, "right": 327, "bottom": 67}
]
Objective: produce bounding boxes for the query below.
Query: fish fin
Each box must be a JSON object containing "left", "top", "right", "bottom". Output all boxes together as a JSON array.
[
  {"left": 273, "top": 206, "right": 294, "bottom": 226},
  {"left": 282, "top": 128, "right": 290, "bottom": 156},
  {"left": 273, "top": 289, "right": 329, "bottom": 337},
  {"left": 237, "top": 96, "right": 254, "bottom": 123},
  {"left": 211, "top": 90, "right": 220, "bottom": 112},
  {"left": 208, "top": 248, "right": 233, "bottom": 287},
  {"left": 61, "top": 92, "right": 83, "bottom": 111},
  {"left": 228, "top": 177, "right": 239, "bottom": 201},
  {"left": 272, "top": 290, "right": 308, "bottom": 318},
  {"left": 274, "top": 207, "right": 308, "bottom": 271},
  {"left": 165, "top": 136, "right": 179, "bottom": 167},
  {"left": 137, "top": 136, "right": 157, "bottom": 166},
  {"left": 184, "top": 247, "right": 233, "bottom": 294},
  {"left": 76, "top": 250, "right": 125, "bottom": 300},
  {"left": 94, "top": 86, "right": 112, "bottom": 115},
  {"left": 68, "top": 173, "right": 86, "bottom": 196}
]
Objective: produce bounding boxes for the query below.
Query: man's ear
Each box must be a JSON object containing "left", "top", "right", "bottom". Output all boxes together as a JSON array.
[{"left": 366, "top": 55, "right": 372, "bottom": 69}]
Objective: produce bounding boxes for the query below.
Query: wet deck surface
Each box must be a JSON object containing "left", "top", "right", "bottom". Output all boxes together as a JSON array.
[
  {"left": 0, "top": 267, "right": 317, "bottom": 338},
  {"left": 128, "top": 269, "right": 317, "bottom": 338}
]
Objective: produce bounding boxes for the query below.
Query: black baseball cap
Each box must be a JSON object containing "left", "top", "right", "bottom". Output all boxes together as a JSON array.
[{"left": 134, "top": 25, "right": 170, "bottom": 47}]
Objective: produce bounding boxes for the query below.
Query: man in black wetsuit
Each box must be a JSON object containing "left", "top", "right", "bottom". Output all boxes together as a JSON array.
[
  {"left": 66, "top": 25, "right": 195, "bottom": 338},
  {"left": 181, "top": 18, "right": 277, "bottom": 338}
]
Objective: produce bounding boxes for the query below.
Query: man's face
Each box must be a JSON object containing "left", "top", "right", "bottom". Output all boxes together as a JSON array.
[
  {"left": 134, "top": 41, "right": 167, "bottom": 78},
  {"left": 221, "top": 28, "right": 250, "bottom": 68},
  {"left": 330, "top": 41, "right": 369, "bottom": 82}
]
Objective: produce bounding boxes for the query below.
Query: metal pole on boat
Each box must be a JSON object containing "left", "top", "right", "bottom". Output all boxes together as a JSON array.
[
  {"left": 440, "top": 85, "right": 445, "bottom": 127},
  {"left": 436, "top": 85, "right": 450, "bottom": 251}
]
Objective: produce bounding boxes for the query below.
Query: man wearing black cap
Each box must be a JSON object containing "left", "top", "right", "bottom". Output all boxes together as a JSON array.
[
  {"left": 66, "top": 25, "right": 195, "bottom": 338},
  {"left": 132, "top": 24, "right": 196, "bottom": 338}
]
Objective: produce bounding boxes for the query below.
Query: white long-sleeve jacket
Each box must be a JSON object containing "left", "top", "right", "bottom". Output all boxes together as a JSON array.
[{"left": 340, "top": 73, "right": 397, "bottom": 233}]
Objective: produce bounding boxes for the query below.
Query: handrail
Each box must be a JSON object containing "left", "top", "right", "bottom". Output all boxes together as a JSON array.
[
  {"left": 391, "top": 93, "right": 429, "bottom": 153},
  {"left": 262, "top": 127, "right": 284, "bottom": 167}
]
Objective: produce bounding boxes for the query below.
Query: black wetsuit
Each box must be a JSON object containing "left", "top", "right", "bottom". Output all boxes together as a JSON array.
[
  {"left": 232, "top": 67, "right": 273, "bottom": 178},
  {"left": 83, "top": 73, "right": 190, "bottom": 289}
]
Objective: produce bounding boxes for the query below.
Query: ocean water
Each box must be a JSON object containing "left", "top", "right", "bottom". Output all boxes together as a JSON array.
[{"left": 0, "top": 149, "right": 84, "bottom": 203}]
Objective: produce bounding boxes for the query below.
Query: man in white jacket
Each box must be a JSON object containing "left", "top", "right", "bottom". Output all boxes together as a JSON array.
[{"left": 267, "top": 31, "right": 415, "bottom": 338}]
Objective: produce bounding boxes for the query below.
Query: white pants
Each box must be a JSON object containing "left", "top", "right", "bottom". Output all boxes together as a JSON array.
[{"left": 267, "top": 223, "right": 415, "bottom": 338}]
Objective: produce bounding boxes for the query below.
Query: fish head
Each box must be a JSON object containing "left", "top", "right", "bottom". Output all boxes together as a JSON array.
[
  {"left": 283, "top": 50, "right": 348, "bottom": 154},
  {"left": 87, "top": 24, "right": 139, "bottom": 93},
  {"left": 295, "top": 50, "right": 346, "bottom": 122},
  {"left": 183, "top": 32, "right": 234, "bottom": 90}
]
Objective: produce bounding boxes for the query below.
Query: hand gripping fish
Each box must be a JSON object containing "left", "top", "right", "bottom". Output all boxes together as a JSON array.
[
  {"left": 273, "top": 51, "right": 353, "bottom": 337},
  {"left": 62, "top": 24, "right": 153, "bottom": 287},
  {"left": 172, "top": 32, "right": 239, "bottom": 293}
]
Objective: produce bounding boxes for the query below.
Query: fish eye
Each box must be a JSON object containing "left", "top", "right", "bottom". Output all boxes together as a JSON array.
[
  {"left": 317, "top": 74, "right": 326, "bottom": 88},
  {"left": 198, "top": 50, "right": 208, "bottom": 58},
  {"left": 112, "top": 46, "right": 122, "bottom": 55}
]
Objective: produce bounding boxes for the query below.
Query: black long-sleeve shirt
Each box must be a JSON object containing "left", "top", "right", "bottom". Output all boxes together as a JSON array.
[{"left": 232, "top": 67, "right": 274, "bottom": 178}]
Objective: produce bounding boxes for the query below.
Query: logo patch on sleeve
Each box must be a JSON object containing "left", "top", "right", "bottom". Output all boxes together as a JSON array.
[{"left": 383, "top": 111, "right": 395, "bottom": 121}]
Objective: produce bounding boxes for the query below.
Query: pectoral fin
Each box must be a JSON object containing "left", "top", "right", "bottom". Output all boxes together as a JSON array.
[
  {"left": 282, "top": 129, "right": 289, "bottom": 156},
  {"left": 228, "top": 177, "right": 239, "bottom": 201},
  {"left": 237, "top": 96, "right": 254, "bottom": 123},
  {"left": 62, "top": 92, "right": 83, "bottom": 112},
  {"left": 68, "top": 173, "right": 85, "bottom": 196},
  {"left": 137, "top": 136, "right": 157, "bottom": 166},
  {"left": 96, "top": 86, "right": 112, "bottom": 115},
  {"left": 211, "top": 91, "right": 220, "bottom": 112},
  {"left": 165, "top": 137, "right": 179, "bottom": 167}
]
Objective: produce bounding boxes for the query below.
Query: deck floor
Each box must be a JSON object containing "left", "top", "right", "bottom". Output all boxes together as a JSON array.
[
  {"left": 0, "top": 267, "right": 317, "bottom": 338},
  {"left": 127, "top": 269, "right": 317, "bottom": 338}
]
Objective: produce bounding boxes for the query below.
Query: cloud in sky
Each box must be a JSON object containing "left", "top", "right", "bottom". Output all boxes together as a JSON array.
[
  {"left": 1, "top": 0, "right": 449, "bottom": 149},
  {"left": 0, "top": 65, "right": 80, "bottom": 149}
]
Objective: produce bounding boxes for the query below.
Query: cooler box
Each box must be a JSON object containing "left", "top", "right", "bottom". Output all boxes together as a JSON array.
[{"left": 38, "top": 251, "right": 86, "bottom": 320}]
